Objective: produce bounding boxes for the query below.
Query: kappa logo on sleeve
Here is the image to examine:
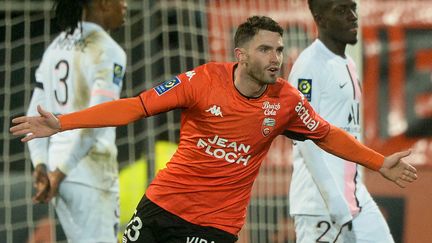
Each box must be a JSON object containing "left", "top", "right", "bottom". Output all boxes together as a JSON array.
[
  {"left": 154, "top": 77, "right": 181, "bottom": 96},
  {"left": 298, "top": 79, "right": 312, "bottom": 101},
  {"left": 113, "top": 63, "right": 123, "bottom": 86}
]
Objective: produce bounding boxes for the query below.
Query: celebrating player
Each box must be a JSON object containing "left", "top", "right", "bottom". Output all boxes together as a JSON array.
[
  {"left": 25, "top": 0, "right": 127, "bottom": 242},
  {"left": 287, "top": 0, "right": 398, "bottom": 242},
  {"left": 11, "top": 16, "right": 416, "bottom": 243}
]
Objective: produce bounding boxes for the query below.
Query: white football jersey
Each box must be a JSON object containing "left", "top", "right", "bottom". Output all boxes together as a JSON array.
[
  {"left": 27, "top": 22, "right": 126, "bottom": 191},
  {"left": 289, "top": 39, "right": 373, "bottom": 223}
]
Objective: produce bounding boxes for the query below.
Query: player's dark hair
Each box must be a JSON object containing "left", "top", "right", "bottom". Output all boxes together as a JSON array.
[
  {"left": 234, "top": 16, "right": 283, "bottom": 48},
  {"left": 53, "top": 0, "right": 90, "bottom": 35},
  {"left": 308, "top": 0, "right": 329, "bottom": 16}
]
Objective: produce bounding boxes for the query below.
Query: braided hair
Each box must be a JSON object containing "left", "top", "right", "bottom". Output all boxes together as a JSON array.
[{"left": 53, "top": 0, "right": 90, "bottom": 35}]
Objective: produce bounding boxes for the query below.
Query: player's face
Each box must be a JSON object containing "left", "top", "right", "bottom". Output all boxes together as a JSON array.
[
  {"left": 320, "top": 0, "right": 358, "bottom": 45},
  {"left": 243, "top": 30, "right": 284, "bottom": 85},
  {"left": 106, "top": 0, "right": 128, "bottom": 30}
]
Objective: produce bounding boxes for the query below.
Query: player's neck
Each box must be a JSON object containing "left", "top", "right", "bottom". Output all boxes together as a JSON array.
[
  {"left": 83, "top": 9, "right": 109, "bottom": 31},
  {"left": 234, "top": 66, "right": 267, "bottom": 98},
  {"left": 318, "top": 36, "right": 347, "bottom": 58}
]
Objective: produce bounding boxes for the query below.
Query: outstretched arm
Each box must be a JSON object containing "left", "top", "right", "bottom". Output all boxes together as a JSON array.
[
  {"left": 10, "top": 96, "right": 146, "bottom": 142},
  {"left": 11, "top": 105, "right": 61, "bottom": 142},
  {"left": 314, "top": 125, "right": 417, "bottom": 188}
]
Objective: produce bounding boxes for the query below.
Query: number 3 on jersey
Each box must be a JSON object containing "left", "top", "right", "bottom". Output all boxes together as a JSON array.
[
  {"left": 123, "top": 210, "right": 143, "bottom": 242},
  {"left": 54, "top": 60, "right": 69, "bottom": 105}
]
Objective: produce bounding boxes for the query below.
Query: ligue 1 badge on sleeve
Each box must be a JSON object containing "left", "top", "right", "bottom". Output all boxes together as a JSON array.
[
  {"left": 113, "top": 63, "right": 123, "bottom": 86},
  {"left": 261, "top": 117, "right": 276, "bottom": 137},
  {"left": 154, "top": 77, "right": 181, "bottom": 96},
  {"left": 298, "top": 78, "right": 312, "bottom": 101}
]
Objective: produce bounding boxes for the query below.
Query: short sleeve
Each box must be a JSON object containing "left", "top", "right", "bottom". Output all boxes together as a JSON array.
[
  {"left": 284, "top": 91, "right": 330, "bottom": 141},
  {"left": 85, "top": 40, "right": 127, "bottom": 101},
  {"left": 288, "top": 56, "right": 323, "bottom": 112}
]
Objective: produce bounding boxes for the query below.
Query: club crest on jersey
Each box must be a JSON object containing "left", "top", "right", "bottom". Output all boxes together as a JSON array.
[
  {"left": 261, "top": 117, "right": 276, "bottom": 137},
  {"left": 154, "top": 77, "right": 181, "bottom": 96},
  {"left": 113, "top": 63, "right": 123, "bottom": 86},
  {"left": 298, "top": 79, "right": 312, "bottom": 101}
]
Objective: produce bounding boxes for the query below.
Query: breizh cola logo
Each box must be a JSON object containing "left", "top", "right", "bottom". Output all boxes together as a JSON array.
[{"left": 262, "top": 101, "right": 281, "bottom": 116}]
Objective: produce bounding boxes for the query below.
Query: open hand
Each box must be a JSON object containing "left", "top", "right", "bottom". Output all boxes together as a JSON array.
[
  {"left": 379, "top": 150, "right": 417, "bottom": 188},
  {"left": 10, "top": 105, "right": 60, "bottom": 142}
]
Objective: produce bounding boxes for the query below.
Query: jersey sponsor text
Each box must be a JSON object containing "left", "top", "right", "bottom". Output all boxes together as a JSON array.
[
  {"left": 186, "top": 237, "right": 215, "bottom": 243},
  {"left": 262, "top": 101, "right": 280, "bottom": 116},
  {"left": 295, "top": 101, "right": 319, "bottom": 131},
  {"left": 197, "top": 135, "right": 251, "bottom": 166}
]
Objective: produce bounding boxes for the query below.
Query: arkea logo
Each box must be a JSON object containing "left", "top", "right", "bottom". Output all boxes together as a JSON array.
[
  {"left": 294, "top": 101, "right": 320, "bottom": 131},
  {"left": 205, "top": 105, "right": 223, "bottom": 117}
]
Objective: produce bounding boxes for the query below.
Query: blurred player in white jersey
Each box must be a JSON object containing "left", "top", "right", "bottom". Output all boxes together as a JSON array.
[
  {"left": 27, "top": 0, "right": 127, "bottom": 242},
  {"left": 287, "top": 0, "right": 394, "bottom": 242}
]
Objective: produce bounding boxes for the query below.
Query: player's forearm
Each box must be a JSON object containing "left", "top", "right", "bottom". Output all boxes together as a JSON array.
[
  {"left": 59, "top": 96, "right": 146, "bottom": 131},
  {"left": 314, "top": 125, "right": 384, "bottom": 171},
  {"left": 27, "top": 87, "right": 49, "bottom": 166},
  {"left": 28, "top": 137, "right": 48, "bottom": 167}
]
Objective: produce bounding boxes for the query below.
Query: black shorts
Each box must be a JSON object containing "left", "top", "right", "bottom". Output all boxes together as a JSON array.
[{"left": 122, "top": 195, "right": 238, "bottom": 243}]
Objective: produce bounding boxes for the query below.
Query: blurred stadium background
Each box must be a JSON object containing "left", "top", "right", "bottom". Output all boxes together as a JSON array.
[{"left": 1, "top": 0, "right": 432, "bottom": 242}]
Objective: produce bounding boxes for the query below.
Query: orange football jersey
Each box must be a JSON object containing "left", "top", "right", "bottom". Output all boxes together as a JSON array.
[{"left": 139, "top": 62, "right": 330, "bottom": 234}]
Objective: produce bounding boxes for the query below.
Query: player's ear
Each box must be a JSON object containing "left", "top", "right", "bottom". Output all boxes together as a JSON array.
[{"left": 234, "top": 48, "right": 248, "bottom": 63}]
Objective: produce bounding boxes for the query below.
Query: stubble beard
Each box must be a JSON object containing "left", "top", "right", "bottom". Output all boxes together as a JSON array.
[{"left": 247, "top": 64, "right": 276, "bottom": 85}]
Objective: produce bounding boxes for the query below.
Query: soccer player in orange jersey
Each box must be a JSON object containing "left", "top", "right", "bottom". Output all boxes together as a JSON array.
[{"left": 11, "top": 16, "right": 417, "bottom": 243}]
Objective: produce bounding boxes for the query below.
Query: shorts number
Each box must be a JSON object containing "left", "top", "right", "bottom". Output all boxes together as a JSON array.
[
  {"left": 316, "top": 221, "right": 331, "bottom": 243},
  {"left": 125, "top": 211, "right": 143, "bottom": 242},
  {"left": 54, "top": 60, "right": 69, "bottom": 105}
]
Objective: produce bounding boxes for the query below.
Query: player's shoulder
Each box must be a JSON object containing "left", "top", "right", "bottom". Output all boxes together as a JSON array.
[
  {"left": 198, "top": 62, "right": 234, "bottom": 75},
  {"left": 267, "top": 78, "right": 300, "bottom": 98},
  {"left": 290, "top": 40, "right": 333, "bottom": 82},
  {"left": 294, "top": 40, "right": 327, "bottom": 67},
  {"left": 39, "top": 33, "right": 69, "bottom": 63},
  {"left": 44, "top": 32, "right": 67, "bottom": 52},
  {"left": 186, "top": 62, "right": 234, "bottom": 83},
  {"left": 83, "top": 23, "right": 126, "bottom": 60}
]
